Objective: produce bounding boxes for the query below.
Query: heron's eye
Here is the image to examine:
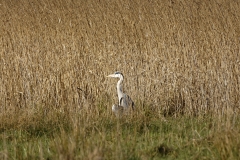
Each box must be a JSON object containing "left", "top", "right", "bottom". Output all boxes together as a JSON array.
[{"left": 115, "top": 71, "right": 120, "bottom": 75}]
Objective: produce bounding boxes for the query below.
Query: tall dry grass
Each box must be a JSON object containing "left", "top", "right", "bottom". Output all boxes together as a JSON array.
[
  {"left": 1, "top": 0, "right": 239, "bottom": 116},
  {"left": 0, "top": 0, "right": 240, "bottom": 159}
]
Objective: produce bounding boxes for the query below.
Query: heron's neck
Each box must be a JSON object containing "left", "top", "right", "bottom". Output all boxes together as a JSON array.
[{"left": 116, "top": 76, "right": 124, "bottom": 101}]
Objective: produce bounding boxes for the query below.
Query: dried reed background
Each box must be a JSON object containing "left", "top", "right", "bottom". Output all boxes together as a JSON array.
[
  {"left": 0, "top": 0, "right": 240, "bottom": 159},
  {"left": 1, "top": 0, "right": 240, "bottom": 115}
]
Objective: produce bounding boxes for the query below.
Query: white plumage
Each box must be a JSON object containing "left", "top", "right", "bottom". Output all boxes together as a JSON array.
[{"left": 107, "top": 72, "right": 134, "bottom": 116}]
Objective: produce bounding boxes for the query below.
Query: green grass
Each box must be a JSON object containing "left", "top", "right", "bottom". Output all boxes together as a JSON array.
[{"left": 0, "top": 107, "right": 239, "bottom": 160}]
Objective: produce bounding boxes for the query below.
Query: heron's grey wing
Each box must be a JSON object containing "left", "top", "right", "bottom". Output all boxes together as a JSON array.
[{"left": 120, "top": 94, "right": 134, "bottom": 109}]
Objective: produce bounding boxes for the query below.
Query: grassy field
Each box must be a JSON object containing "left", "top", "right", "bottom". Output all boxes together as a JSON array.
[{"left": 0, "top": 0, "right": 240, "bottom": 159}]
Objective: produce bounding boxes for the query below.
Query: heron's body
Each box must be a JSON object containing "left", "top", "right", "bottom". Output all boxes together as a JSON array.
[
  {"left": 112, "top": 104, "right": 124, "bottom": 116},
  {"left": 107, "top": 72, "right": 134, "bottom": 115}
]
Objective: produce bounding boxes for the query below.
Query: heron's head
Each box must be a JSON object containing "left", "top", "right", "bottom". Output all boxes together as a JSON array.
[{"left": 107, "top": 71, "right": 124, "bottom": 79}]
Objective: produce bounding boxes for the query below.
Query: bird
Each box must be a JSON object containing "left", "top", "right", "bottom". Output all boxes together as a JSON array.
[{"left": 107, "top": 71, "right": 134, "bottom": 116}]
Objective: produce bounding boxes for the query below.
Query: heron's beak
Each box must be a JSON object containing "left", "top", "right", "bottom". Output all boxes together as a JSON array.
[{"left": 107, "top": 74, "right": 115, "bottom": 78}]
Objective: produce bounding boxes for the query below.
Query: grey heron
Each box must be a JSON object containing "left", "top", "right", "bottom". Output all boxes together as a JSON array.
[{"left": 107, "top": 72, "right": 134, "bottom": 115}]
